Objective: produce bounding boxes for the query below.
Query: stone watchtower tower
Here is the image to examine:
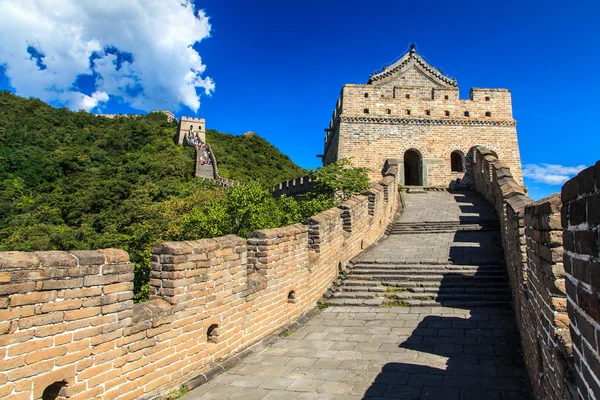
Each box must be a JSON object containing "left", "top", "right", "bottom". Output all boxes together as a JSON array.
[
  {"left": 321, "top": 45, "right": 523, "bottom": 187},
  {"left": 176, "top": 116, "right": 206, "bottom": 145}
]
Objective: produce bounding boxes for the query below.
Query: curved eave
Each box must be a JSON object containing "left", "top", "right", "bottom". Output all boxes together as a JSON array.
[{"left": 368, "top": 51, "right": 457, "bottom": 87}]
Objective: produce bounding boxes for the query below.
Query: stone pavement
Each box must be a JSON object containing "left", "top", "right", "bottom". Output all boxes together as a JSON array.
[
  {"left": 397, "top": 190, "right": 497, "bottom": 224},
  {"left": 182, "top": 190, "right": 531, "bottom": 399},
  {"left": 354, "top": 191, "right": 503, "bottom": 265}
]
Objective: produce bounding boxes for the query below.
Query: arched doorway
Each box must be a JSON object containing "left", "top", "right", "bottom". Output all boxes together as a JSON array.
[
  {"left": 404, "top": 149, "right": 422, "bottom": 186},
  {"left": 451, "top": 151, "right": 464, "bottom": 172}
]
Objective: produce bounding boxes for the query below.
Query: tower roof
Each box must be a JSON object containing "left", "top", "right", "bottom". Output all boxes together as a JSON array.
[{"left": 368, "top": 45, "right": 457, "bottom": 87}]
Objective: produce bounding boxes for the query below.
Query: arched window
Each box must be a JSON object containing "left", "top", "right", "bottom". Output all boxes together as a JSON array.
[{"left": 451, "top": 151, "right": 464, "bottom": 172}]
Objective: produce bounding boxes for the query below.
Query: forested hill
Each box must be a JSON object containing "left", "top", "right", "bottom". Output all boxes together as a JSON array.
[
  {"left": 207, "top": 130, "right": 305, "bottom": 183},
  {"left": 0, "top": 91, "right": 305, "bottom": 254}
]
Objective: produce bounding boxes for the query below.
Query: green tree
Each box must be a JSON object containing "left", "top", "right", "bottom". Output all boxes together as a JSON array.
[{"left": 307, "top": 158, "right": 370, "bottom": 202}]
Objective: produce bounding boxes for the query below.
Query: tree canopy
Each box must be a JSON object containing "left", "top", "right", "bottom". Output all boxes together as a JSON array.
[{"left": 0, "top": 91, "right": 370, "bottom": 302}]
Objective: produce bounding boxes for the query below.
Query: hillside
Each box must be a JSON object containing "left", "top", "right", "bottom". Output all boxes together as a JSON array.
[
  {"left": 207, "top": 130, "right": 306, "bottom": 184},
  {"left": 0, "top": 92, "right": 368, "bottom": 302}
]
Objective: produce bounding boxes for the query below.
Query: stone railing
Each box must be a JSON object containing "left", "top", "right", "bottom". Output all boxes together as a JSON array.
[
  {"left": 0, "top": 160, "right": 401, "bottom": 400},
  {"left": 471, "top": 146, "right": 600, "bottom": 399}
]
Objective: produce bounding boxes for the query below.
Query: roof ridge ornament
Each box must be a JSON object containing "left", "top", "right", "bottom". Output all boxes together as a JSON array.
[{"left": 367, "top": 45, "right": 458, "bottom": 87}]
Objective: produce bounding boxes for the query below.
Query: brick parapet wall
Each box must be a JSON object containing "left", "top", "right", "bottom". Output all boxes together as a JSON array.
[
  {"left": 524, "top": 195, "right": 575, "bottom": 399},
  {"left": 339, "top": 85, "right": 514, "bottom": 120},
  {"left": 562, "top": 161, "right": 600, "bottom": 399},
  {"left": 472, "top": 146, "right": 579, "bottom": 399},
  {"left": 272, "top": 175, "right": 315, "bottom": 198},
  {"left": 0, "top": 249, "right": 134, "bottom": 400},
  {"left": 0, "top": 163, "right": 400, "bottom": 400}
]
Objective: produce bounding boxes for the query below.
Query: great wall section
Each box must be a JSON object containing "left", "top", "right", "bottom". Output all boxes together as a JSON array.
[{"left": 2, "top": 47, "right": 600, "bottom": 400}]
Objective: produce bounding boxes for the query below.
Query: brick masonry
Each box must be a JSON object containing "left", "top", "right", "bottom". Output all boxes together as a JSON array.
[
  {"left": 272, "top": 175, "right": 315, "bottom": 198},
  {"left": 562, "top": 161, "right": 600, "bottom": 399},
  {"left": 177, "top": 117, "right": 206, "bottom": 146},
  {"left": 0, "top": 162, "right": 400, "bottom": 399},
  {"left": 322, "top": 46, "right": 523, "bottom": 186},
  {"left": 471, "top": 146, "right": 600, "bottom": 399}
]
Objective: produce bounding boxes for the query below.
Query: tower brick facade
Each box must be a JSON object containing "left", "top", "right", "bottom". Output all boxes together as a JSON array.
[
  {"left": 322, "top": 45, "right": 523, "bottom": 187},
  {"left": 177, "top": 116, "right": 206, "bottom": 145}
]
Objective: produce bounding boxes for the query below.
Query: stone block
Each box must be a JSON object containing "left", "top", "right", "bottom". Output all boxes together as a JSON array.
[
  {"left": 71, "top": 250, "right": 106, "bottom": 265},
  {"left": 562, "top": 178, "right": 579, "bottom": 204},
  {"left": 576, "top": 166, "right": 596, "bottom": 197},
  {"left": 152, "top": 241, "right": 193, "bottom": 255},
  {"left": 34, "top": 251, "right": 77, "bottom": 267},
  {"left": 99, "top": 248, "right": 130, "bottom": 263},
  {"left": 0, "top": 251, "right": 40, "bottom": 269}
]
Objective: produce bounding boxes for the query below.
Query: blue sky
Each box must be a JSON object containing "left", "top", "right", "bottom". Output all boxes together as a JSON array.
[{"left": 1, "top": 0, "right": 598, "bottom": 200}]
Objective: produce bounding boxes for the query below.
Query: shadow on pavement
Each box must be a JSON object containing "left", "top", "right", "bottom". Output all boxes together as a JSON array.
[{"left": 361, "top": 285, "right": 531, "bottom": 399}]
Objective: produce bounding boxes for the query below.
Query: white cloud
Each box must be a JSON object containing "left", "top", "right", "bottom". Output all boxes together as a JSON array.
[
  {"left": 0, "top": 0, "right": 214, "bottom": 112},
  {"left": 523, "top": 163, "right": 586, "bottom": 185}
]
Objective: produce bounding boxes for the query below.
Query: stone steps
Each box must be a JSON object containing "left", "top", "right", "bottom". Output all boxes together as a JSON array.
[
  {"left": 345, "top": 274, "right": 509, "bottom": 282},
  {"left": 343, "top": 280, "right": 508, "bottom": 290},
  {"left": 343, "top": 284, "right": 509, "bottom": 294},
  {"left": 331, "top": 290, "right": 511, "bottom": 302},
  {"left": 326, "top": 193, "right": 511, "bottom": 307},
  {"left": 326, "top": 297, "right": 511, "bottom": 308},
  {"left": 387, "top": 220, "right": 500, "bottom": 234},
  {"left": 196, "top": 164, "right": 215, "bottom": 179},
  {"left": 349, "top": 264, "right": 505, "bottom": 273}
]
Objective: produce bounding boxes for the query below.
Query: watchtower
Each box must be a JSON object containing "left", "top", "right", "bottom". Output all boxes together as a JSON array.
[
  {"left": 321, "top": 45, "right": 523, "bottom": 187},
  {"left": 177, "top": 116, "right": 206, "bottom": 145}
]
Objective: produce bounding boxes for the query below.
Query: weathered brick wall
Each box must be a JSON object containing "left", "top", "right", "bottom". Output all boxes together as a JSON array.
[
  {"left": 337, "top": 119, "right": 521, "bottom": 186},
  {"left": 177, "top": 116, "right": 205, "bottom": 145},
  {"left": 0, "top": 162, "right": 400, "bottom": 400},
  {"left": 0, "top": 249, "right": 134, "bottom": 400},
  {"left": 524, "top": 195, "right": 575, "bottom": 399},
  {"left": 562, "top": 162, "right": 600, "bottom": 399},
  {"left": 471, "top": 146, "right": 581, "bottom": 399}
]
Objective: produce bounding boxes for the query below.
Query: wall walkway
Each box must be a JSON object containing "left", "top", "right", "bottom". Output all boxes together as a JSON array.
[{"left": 181, "top": 189, "right": 531, "bottom": 399}]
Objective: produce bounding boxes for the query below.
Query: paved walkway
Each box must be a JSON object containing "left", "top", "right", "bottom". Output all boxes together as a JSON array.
[
  {"left": 183, "top": 191, "right": 530, "bottom": 400},
  {"left": 355, "top": 191, "right": 503, "bottom": 266}
]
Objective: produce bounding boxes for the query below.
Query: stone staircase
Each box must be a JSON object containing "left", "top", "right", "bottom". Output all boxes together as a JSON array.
[
  {"left": 325, "top": 190, "right": 512, "bottom": 308},
  {"left": 194, "top": 146, "right": 216, "bottom": 179}
]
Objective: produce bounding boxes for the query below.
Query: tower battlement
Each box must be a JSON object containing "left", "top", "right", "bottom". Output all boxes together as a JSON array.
[
  {"left": 177, "top": 116, "right": 206, "bottom": 145},
  {"left": 322, "top": 46, "right": 523, "bottom": 187},
  {"left": 180, "top": 116, "right": 205, "bottom": 122}
]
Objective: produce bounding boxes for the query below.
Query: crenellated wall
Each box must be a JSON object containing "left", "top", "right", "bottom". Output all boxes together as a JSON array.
[
  {"left": 0, "top": 161, "right": 400, "bottom": 400},
  {"left": 272, "top": 175, "right": 315, "bottom": 197},
  {"left": 471, "top": 146, "right": 600, "bottom": 399}
]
